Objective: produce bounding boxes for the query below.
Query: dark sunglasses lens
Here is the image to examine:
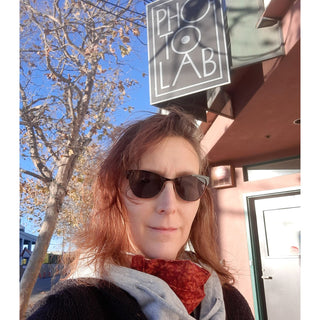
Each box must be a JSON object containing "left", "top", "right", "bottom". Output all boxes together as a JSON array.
[
  {"left": 175, "top": 176, "right": 207, "bottom": 201},
  {"left": 128, "top": 171, "right": 162, "bottom": 198}
]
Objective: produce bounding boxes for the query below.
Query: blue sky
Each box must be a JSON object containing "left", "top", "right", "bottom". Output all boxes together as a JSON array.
[
  {"left": 113, "top": 26, "right": 158, "bottom": 124},
  {"left": 18, "top": 4, "right": 158, "bottom": 252}
]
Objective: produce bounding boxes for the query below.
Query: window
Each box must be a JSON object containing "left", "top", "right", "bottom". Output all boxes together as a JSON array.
[{"left": 243, "top": 157, "right": 300, "bottom": 181}]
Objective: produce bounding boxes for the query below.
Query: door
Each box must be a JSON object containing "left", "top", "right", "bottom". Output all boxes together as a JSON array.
[{"left": 254, "top": 193, "right": 301, "bottom": 319}]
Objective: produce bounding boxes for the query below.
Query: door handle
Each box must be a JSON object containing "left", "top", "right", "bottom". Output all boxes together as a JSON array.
[{"left": 261, "top": 275, "right": 273, "bottom": 279}]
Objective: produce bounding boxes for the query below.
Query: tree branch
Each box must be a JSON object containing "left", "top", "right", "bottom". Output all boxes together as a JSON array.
[
  {"left": 20, "top": 169, "right": 52, "bottom": 183},
  {"left": 34, "top": 124, "right": 60, "bottom": 164},
  {"left": 20, "top": 85, "right": 53, "bottom": 181}
]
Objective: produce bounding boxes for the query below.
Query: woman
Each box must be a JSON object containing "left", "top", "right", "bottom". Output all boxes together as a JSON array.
[{"left": 27, "top": 108, "right": 254, "bottom": 319}]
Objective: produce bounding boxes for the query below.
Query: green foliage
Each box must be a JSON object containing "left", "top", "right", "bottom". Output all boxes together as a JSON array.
[{"left": 43, "top": 253, "right": 61, "bottom": 264}]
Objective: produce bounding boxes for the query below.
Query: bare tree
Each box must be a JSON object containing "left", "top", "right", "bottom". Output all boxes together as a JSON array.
[
  {"left": 20, "top": 142, "right": 99, "bottom": 242},
  {"left": 19, "top": 0, "right": 146, "bottom": 317}
]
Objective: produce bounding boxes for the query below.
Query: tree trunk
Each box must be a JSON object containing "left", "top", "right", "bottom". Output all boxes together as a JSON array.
[{"left": 20, "top": 179, "right": 66, "bottom": 319}]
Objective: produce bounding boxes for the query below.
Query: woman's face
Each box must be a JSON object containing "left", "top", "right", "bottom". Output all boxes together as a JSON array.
[{"left": 122, "top": 136, "right": 201, "bottom": 260}]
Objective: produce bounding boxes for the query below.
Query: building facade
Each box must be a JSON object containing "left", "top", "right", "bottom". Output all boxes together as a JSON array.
[
  {"left": 199, "top": 1, "right": 301, "bottom": 319},
  {"left": 20, "top": 225, "right": 37, "bottom": 265}
]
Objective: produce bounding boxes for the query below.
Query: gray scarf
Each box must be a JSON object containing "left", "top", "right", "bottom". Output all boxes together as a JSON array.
[{"left": 71, "top": 262, "right": 225, "bottom": 320}]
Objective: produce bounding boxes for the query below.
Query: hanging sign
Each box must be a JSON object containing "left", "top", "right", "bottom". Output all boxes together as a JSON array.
[{"left": 146, "top": 0, "right": 230, "bottom": 105}]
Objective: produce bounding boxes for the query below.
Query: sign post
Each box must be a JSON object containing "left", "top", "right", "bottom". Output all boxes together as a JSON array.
[{"left": 147, "top": 0, "right": 230, "bottom": 106}]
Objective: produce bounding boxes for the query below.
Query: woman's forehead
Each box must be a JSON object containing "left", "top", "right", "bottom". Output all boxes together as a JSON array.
[{"left": 137, "top": 136, "right": 201, "bottom": 175}]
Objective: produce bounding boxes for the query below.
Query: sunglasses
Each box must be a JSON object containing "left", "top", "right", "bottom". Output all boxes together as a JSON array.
[{"left": 126, "top": 170, "right": 209, "bottom": 202}]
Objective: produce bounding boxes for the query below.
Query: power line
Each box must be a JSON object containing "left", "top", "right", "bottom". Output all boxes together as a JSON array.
[
  {"left": 98, "top": 0, "right": 146, "bottom": 18},
  {"left": 80, "top": 0, "right": 146, "bottom": 28}
]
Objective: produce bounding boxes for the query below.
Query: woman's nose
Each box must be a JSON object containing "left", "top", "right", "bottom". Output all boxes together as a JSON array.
[{"left": 156, "top": 181, "right": 177, "bottom": 215}]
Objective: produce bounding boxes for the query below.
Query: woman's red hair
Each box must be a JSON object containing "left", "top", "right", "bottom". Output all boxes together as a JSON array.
[{"left": 67, "top": 107, "right": 234, "bottom": 285}]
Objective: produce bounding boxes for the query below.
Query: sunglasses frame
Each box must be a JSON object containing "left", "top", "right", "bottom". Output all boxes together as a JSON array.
[{"left": 126, "top": 170, "right": 210, "bottom": 201}]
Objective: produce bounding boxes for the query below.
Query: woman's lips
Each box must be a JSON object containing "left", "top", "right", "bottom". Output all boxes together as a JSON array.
[{"left": 149, "top": 226, "right": 177, "bottom": 232}]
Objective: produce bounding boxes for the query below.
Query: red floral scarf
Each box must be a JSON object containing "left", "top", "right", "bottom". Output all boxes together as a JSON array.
[{"left": 131, "top": 255, "right": 210, "bottom": 314}]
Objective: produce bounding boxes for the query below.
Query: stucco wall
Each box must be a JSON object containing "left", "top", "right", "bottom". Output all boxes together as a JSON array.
[{"left": 212, "top": 168, "right": 300, "bottom": 314}]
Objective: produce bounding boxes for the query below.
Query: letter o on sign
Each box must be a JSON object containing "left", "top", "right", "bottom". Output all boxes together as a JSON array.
[
  {"left": 181, "top": 0, "right": 211, "bottom": 23},
  {"left": 171, "top": 26, "right": 201, "bottom": 54}
]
